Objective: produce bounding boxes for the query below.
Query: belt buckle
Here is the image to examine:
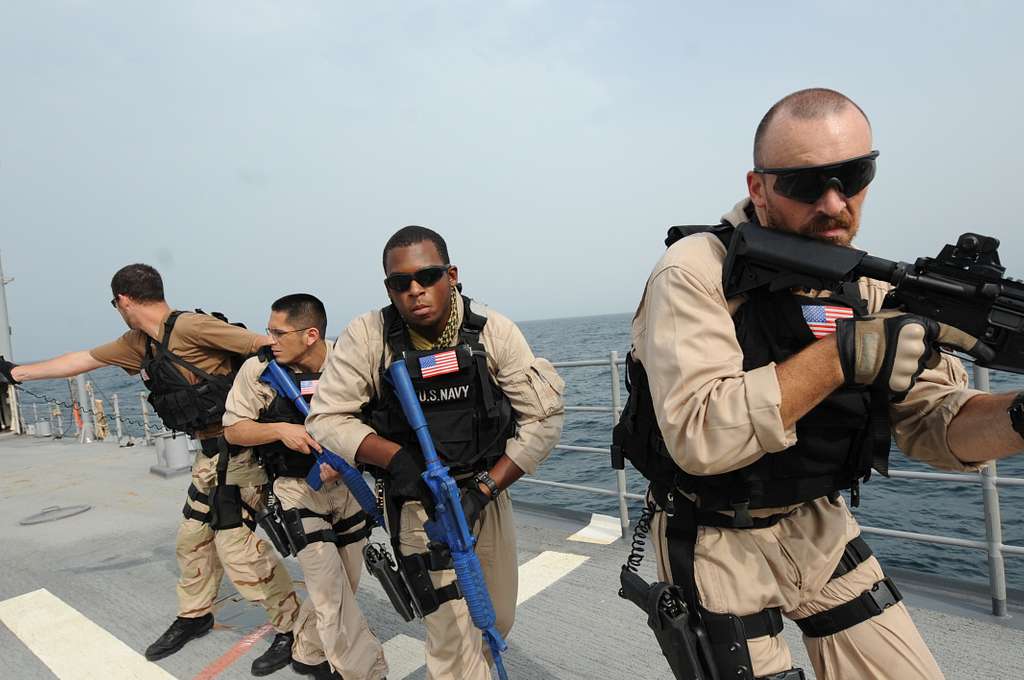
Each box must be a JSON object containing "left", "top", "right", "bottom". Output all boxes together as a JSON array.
[{"left": 865, "top": 577, "right": 901, "bottom": 615}]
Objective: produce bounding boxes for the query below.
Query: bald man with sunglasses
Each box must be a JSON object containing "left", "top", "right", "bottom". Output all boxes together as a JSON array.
[{"left": 622, "top": 88, "right": 1024, "bottom": 679}]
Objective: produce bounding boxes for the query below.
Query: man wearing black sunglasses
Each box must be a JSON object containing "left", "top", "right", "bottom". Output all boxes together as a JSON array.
[
  {"left": 306, "top": 225, "right": 565, "bottom": 679},
  {"left": 621, "top": 88, "right": 1024, "bottom": 680}
]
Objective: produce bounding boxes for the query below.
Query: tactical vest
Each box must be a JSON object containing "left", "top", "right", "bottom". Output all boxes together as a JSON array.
[
  {"left": 255, "top": 369, "right": 320, "bottom": 478},
  {"left": 366, "top": 295, "right": 516, "bottom": 474},
  {"left": 141, "top": 310, "right": 245, "bottom": 437},
  {"left": 613, "top": 225, "right": 890, "bottom": 515}
]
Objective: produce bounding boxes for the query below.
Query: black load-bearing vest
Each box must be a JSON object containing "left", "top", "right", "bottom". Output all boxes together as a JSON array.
[
  {"left": 365, "top": 296, "right": 517, "bottom": 474},
  {"left": 612, "top": 225, "right": 891, "bottom": 515},
  {"left": 255, "top": 369, "right": 320, "bottom": 479},
  {"left": 141, "top": 310, "right": 246, "bottom": 437}
]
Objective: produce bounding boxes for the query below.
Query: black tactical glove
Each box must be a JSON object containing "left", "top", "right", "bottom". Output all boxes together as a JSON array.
[
  {"left": 835, "top": 312, "right": 980, "bottom": 401},
  {"left": 257, "top": 346, "right": 274, "bottom": 363},
  {"left": 460, "top": 486, "right": 491, "bottom": 529},
  {"left": 385, "top": 446, "right": 429, "bottom": 503},
  {"left": 0, "top": 356, "right": 19, "bottom": 385}
]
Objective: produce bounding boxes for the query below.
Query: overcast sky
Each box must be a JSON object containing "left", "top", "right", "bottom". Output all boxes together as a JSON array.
[{"left": 2, "top": 1, "right": 1022, "bottom": 360}]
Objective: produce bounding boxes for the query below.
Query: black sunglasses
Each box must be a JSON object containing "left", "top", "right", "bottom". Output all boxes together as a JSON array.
[
  {"left": 755, "top": 150, "right": 879, "bottom": 204},
  {"left": 384, "top": 265, "right": 450, "bottom": 293}
]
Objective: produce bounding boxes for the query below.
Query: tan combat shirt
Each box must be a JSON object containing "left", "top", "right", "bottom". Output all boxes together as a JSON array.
[
  {"left": 306, "top": 295, "right": 565, "bottom": 475},
  {"left": 223, "top": 350, "right": 330, "bottom": 437},
  {"left": 632, "top": 199, "right": 986, "bottom": 482},
  {"left": 90, "top": 310, "right": 264, "bottom": 439}
]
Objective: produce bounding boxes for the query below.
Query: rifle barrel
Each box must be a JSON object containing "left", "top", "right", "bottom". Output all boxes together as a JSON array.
[{"left": 855, "top": 254, "right": 898, "bottom": 281}]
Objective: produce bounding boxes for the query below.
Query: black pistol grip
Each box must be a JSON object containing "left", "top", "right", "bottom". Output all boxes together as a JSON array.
[
  {"left": 363, "top": 543, "right": 416, "bottom": 622},
  {"left": 619, "top": 567, "right": 652, "bottom": 611}
]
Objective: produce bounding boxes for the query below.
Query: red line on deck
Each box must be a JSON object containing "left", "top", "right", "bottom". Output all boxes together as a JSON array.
[{"left": 192, "top": 623, "right": 274, "bottom": 680}]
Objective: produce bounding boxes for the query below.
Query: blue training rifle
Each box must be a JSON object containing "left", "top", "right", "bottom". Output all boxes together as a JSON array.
[
  {"left": 387, "top": 358, "right": 510, "bottom": 680},
  {"left": 259, "top": 359, "right": 383, "bottom": 526}
]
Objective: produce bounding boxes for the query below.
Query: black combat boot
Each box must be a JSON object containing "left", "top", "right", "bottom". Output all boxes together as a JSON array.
[
  {"left": 144, "top": 613, "right": 214, "bottom": 661},
  {"left": 251, "top": 630, "right": 294, "bottom": 676},
  {"left": 291, "top": 659, "right": 343, "bottom": 679}
]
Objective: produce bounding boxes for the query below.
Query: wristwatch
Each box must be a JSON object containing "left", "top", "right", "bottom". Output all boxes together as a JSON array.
[
  {"left": 1008, "top": 392, "right": 1024, "bottom": 440},
  {"left": 474, "top": 471, "right": 500, "bottom": 498}
]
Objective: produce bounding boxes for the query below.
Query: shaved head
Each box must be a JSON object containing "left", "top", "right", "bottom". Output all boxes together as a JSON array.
[
  {"left": 753, "top": 88, "right": 871, "bottom": 168},
  {"left": 746, "top": 88, "right": 875, "bottom": 247}
]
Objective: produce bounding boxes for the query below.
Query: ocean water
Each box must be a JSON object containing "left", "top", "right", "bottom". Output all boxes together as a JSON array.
[{"left": 13, "top": 312, "right": 1024, "bottom": 591}]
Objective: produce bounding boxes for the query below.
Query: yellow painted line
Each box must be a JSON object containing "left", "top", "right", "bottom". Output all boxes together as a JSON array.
[
  {"left": 567, "top": 513, "right": 621, "bottom": 545},
  {"left": 385, "top": 551, "right": 589, "bottom": 678},
  {"left": 0, "top": 588, "right": 176, "bottom": 679},
  {"left": 517, "top": 550, "right": 589, "bottom": 604},
  {"left": 381, "top": 633, "right": 425, "bottom": 679}
]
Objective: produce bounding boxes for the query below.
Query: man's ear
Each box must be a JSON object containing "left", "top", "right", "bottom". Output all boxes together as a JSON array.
[{"left": 747, "top": 171, "right": 768, "bottom": 210}]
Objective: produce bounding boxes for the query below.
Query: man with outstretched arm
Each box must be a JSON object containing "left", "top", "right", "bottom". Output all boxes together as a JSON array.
[
  {"left": 223, "top": 293, "right": 388, "bottom": 680},
  {"left": 306, "top": 225, "right": 565, "bottom": 680},
  {"left": 0, "top": 264, "right": 301, "bottom": 674}
]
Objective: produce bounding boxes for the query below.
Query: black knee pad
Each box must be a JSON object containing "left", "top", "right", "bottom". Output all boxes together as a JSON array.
[{"left": 208, "top": 484, "right": 244, "bottom": 530}]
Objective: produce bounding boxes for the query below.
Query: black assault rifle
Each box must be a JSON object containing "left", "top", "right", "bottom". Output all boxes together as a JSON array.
[{"left": 723, "top": 222, "right": 1024, "bottom": 373}]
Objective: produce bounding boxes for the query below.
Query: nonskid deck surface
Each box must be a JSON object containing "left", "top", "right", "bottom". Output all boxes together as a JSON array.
[{"left": 1, "top": 434, "right": 1022, "bottom": 680}]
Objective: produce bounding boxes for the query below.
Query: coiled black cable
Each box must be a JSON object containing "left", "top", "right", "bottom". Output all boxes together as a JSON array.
[{"left": 623, "top": 496, "right": 658, "bottom": 574}]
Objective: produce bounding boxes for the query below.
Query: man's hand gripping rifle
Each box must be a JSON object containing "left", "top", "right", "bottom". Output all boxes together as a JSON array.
[
  {"left": 258, "top": 359, "right": 382, "bottom": 521},
  {"left": 387, "top": 357, "right": 511, "bottom": 680},
  {"left": 259, "top": 360, "right": 436, "bottom": 624},
  {"left": 722, "top": 222, "right": 1024, "bottom": 372}
]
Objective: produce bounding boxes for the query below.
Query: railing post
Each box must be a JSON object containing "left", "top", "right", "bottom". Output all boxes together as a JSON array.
[
  {"left": 112, "top": 393, "right": 125, "bottom": 445},
  {"left": 973, "top": 365, "right": 1008, "bottom": 617},
  {"left": 981, "top": 462, "right": 1008, "bottom": 617},
  {"left": 140, "top": 391, "right": 153, "bottom": 445},
  {"left": 610, "top": 350, "right": 630, "bottom": 538},
  {"left": 74, "top": 374, "right": 95, "bottom": 443},
  {"left": 32, "top": 402, "right": 39, "bottom": 424},
  {"left": 53, "top": 404, "right": 63, "bottom": 439}
]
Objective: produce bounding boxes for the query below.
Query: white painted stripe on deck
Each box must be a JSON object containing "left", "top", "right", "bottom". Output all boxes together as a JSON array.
[
  {"left": 516, "top": 550, "right": 589, "bottom": 605},
  {"left": 385, "top": 551, "right": 589, "bottom": 678},
  {"left": 382, "top": 633, "right": 426, "bottom": 678},
  {"left": 0, "top": 588, "right": 175, "bottom": 680},
  {"left": 567, "top": 512, "right": 621, "bottom": 544}
]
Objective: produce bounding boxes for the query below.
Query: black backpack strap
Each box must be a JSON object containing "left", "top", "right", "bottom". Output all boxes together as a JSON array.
[
  {"left": 150, "top": 312, "right": 233, "bottom": 387},
  {"left": 663, "top": 497, "right": 701, "bottom": 613},
  {"left": 665, "top": 223, "right": 735, "bottom": 249},
  {"left": 460, "top": 295, "right": 488, "bottom": 340},
  {"left": 459, "top": 296, "right": 499, "bottom": 419},
  {"left": 145, "top": 310, "right": 183, "bottom": 360},
  {"left": 381, "top": 304, "right": 409, "bottom": 355}
]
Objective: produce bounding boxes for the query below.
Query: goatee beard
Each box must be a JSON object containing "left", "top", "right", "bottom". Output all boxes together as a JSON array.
[{"left": 764, "top": 205, "right": 858, "bottom": 246}]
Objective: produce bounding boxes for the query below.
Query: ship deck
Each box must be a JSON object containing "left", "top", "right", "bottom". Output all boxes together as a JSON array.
[{"left": 1, "top": 433, "right": 1022, "bottom": 679}]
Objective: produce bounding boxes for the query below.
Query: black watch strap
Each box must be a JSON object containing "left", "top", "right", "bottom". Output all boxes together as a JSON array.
[
  {"left": 1008, "top": 392, "right": 1024, "bottom": 440},
  {"left": 474, "top": 471, "right": 499, "bottom": 498}
]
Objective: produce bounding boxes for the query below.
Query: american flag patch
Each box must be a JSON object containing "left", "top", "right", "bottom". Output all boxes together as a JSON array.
[
  {"left": 300, "top": 379, "right": 319, "bottom": 396},
  {"left": 419, "top": 350, "right": 459, "bottom": 379},
  {"left": 801, "top": 304, "right": 854, "bottom": 339}
]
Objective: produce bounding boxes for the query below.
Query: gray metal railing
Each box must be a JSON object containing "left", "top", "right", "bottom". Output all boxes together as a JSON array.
[{"left": 520, "top": 353, "right": 1023, "bottom": 617}]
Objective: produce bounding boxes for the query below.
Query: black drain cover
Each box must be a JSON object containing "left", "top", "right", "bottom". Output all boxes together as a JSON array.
[{"left": 19, "top": 505, "right": 93, "bottom": 525}]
